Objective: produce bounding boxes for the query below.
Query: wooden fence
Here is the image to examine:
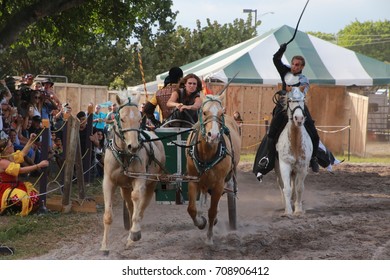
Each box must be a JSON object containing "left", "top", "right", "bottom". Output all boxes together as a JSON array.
[{"left": 53, "top": 82, "right": 369, "bottom": 157}]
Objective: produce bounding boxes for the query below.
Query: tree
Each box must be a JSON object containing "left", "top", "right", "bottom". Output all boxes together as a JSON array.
[
  {"left": 0, "top": 0, "right": 177, "bottom": 85},
  {"left": 0, "top": 0, "right": 89, "bottom": 50},
  {"left": 0, "top": 0, "right": 256, "bottom": 88},
  {"left": 143, "top": 17, "right": 256, "bottom": 77},
  {"left": 337, "top": 20, "right": 390, "bottom": 63},
  {"left": 308, "top": 20, "right": 390, "bottom": 63}
]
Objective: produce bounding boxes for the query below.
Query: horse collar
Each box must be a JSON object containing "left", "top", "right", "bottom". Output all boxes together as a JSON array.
[
  {"left": 108, "top": 138, "right": 142, "bottom": 169},
  {"left": 188, "top": 136, "right": 227, "bottom": 175}
]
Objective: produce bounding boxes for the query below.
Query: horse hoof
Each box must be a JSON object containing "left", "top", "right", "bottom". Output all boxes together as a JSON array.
[
  {"left": 281, "top": 212, "right": 293, "bottom": 218},
  {"left": 101, "top": 250, "right": 109, "bottom": 256},
  {"left": 205, "top": 238, "right": 214, "bottom": 246},
  {"left": 256, "top": 172, "right": 263, "bottom": 182},
  {"left": 130, "top": 231, "right": 142, "bottom": 241},
  {"left": 126, "top": 239, "right": 135, "bottom": 248},
  {"left": 197, "top": 216, "right": 207, "bottom": 230}
]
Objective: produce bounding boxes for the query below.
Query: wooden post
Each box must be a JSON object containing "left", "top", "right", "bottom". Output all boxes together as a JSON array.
[
  {"left": 75, "top": 133, "right": 86, "bottom": 199},
  {"left": 83, "top": 104, "right": 94, "bottom": 183},
  {"left": 38, "top": 120, "right": 50, "bottom": 214},
  {"left": 59, "top": 114, "right": 68, "bottom": 184},
  {"left": 61, "top": 116, "right": 80, "bottom": 213}
]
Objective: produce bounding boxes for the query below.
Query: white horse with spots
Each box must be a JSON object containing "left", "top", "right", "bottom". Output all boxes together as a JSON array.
[{"left": 275, "top": 87, "right": 313, "bottom": 216}]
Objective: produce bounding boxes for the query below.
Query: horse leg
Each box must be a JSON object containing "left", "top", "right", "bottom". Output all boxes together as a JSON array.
[
  {"left": 127, "top": 180, "right": 154, "bottom": 245},
  {"left": 274, "top": 161, "right": 287, "bottom": 209},
  {"left": 100, "top": 177, "right": 116, "bottom": 254},
  {"left": 293, "top": 170, "right": 307, "bottom": 215},
  {"left": 279, "top": 161, "right": 293, "bottom": 216},
  {"left": 119, "top": 187, "right": 135, "bottom": 247},
  {"left": 187, "top": 182, "right": 207, "bottom": 230},
  {"left": 206, "top": 186, "right": 223, "bottom": 245}
]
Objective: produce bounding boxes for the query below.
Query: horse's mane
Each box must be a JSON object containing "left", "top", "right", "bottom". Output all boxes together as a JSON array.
[{"left": 203, "top": 95, "right": 221, "bottom": 103}]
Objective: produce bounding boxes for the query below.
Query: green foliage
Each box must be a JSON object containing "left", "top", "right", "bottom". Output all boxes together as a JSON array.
[
  {"left": 307, "top": 31, "right": 337, "bottom": 44},
  {"left": 337, "top": 20, "right": 390, "bottom": 63},
  {"left": 0, "top": 0, "right": 257, "bottom": 88},
  {"left": 0, "top": 216, "right": 39, "bottom": 243},
  {"left": 308, "top": 20, "right": 390, "bottom": 63},
  {"left": 0, "top": 0, "right": 177, "bottom": 85},
  {"left": 4, "top": 1, "right": 388, "bottom": 90}
]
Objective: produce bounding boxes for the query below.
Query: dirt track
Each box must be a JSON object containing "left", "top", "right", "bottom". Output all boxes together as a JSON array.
[{"left": 32, "top": 162, "right": 390, "bottom": 260}]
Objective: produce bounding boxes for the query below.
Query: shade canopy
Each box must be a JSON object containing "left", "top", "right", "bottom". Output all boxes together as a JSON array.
[{"left": 156, "top": 25, "right": 390, "bottom": 86}]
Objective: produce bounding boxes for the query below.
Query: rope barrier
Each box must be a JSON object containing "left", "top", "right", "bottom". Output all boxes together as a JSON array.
[
  {"left": 316, "top": 125, "right": 350, "bottom": 134},
  {"left": 0, "top": 126, "right": 46, "bottom": 159},
  {"left": 239, "top": 124, "right": 350, "bottom": 150},
  {"left": 51, "top": 119, "right": 68, "bottom": 134}
]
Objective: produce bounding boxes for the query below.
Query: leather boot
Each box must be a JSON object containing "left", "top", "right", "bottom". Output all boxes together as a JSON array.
[
  {"left": 256, "top": 136, "right": 275, "bottom": 181},
  {"left": 257, "top": 136, "right": 275, "bottom": 169},
  {"left": 310, "top": 156, "right": 320, "bottom": 173}
]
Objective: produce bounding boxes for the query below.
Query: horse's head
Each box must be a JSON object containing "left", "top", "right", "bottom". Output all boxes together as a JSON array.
[
  {"left": 287, "top": 87, "right": 306, "bottom": 127},
  {"left": 198, "top": 92, "right": 226, "bottom": 143},
  {"left": 115, "top": 93, "right": 142, "bottom": 153}
]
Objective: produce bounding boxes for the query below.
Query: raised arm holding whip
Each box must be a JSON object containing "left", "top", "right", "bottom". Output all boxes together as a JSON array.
[{"left": 253, "top": 0, "right": 320, "bottom": 181}]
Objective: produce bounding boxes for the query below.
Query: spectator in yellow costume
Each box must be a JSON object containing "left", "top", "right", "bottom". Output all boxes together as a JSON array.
[{"left": 0, "top": 131, "right": 49, "bottom": 216}]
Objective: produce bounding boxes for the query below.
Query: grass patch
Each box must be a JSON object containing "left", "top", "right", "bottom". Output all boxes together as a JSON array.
[
  {"left": 0, "top": 211, "right": 101, "bottom": 259},
  {"left": 0, "top": 178, "right": 104, "bottom": 260}
]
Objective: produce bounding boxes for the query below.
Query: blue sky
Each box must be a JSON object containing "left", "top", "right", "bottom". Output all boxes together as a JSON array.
[{"left": 172, "top": 0, "right": 389, "bottom": 34}]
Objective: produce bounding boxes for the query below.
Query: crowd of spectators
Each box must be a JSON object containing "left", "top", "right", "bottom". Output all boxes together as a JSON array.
[
  {"left": 0, "top": 74, "right": 109, "bottom": 175},
  {"left": 0, "top": 74, "right": 110, "bottom": 216},
  {"left": 0, "top": 74, "right": 65, "bottom": 172}
]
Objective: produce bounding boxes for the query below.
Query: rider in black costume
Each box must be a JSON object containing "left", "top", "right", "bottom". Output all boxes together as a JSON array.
[{"left": 254, "top": 43, "right": 320, "bottom": 181}]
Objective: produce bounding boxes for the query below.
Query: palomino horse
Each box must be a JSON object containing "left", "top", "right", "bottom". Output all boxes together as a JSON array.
[
  {"left": 100, "top": 94, "right": 166, "bottom": 253},
  {"left": 274, "top": 87, "right": 313, "bottom": 216},
  {"left": 186, "top": 92, "right": 241, "bottom": 245}
]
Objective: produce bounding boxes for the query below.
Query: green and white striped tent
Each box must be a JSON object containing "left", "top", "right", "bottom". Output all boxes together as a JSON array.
[{"left": 156, "top": 25, "right": 390, "bottom": 87}]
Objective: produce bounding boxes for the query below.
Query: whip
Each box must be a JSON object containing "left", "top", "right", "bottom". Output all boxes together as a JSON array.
[{"left": 286, "top": 0, "right": 310, "bottom": 45}]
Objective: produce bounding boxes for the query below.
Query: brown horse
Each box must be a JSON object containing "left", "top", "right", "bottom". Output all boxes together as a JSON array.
[
  {"left": 100, "top": 94, "right": 166, "bottom": 254},
  {"left": 186, "top": 92, "right": 241, "bottom": 245}
]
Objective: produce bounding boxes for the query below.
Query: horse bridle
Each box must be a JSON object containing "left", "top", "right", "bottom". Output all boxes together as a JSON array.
[
  {"left": 198, "top": 98, "right": 227, "bottom": 139},
  {"left": 187, "top": 98, "right": 233, "bottom": 175},
  {"left": 109, "top": 97, "right": 148, "bottom": 161},
  {"left": 287, "top": 98, "right": 305, "bottom": 121},
  {"left": 114, "top": 98, "right": 142, "bottom": 141}
]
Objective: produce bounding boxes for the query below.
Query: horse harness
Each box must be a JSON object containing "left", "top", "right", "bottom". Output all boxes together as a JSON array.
[
  {"left": 286, "top": 89, "right": 306, "bottom": 121},
  {"left": 187, "top": 98, "right": 235, "bottom": 176},
  {"left": 106, "top": 97, "right": 164, "bottom": 172}
]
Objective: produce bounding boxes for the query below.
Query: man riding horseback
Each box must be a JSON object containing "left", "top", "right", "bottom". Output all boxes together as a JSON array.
[{"left": 254, "top": 43, "right": 320, "bottom": 181}]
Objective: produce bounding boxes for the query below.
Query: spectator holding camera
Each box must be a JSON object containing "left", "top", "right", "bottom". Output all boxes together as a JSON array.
[{"left": 92, "top": 104, "right": 106, "bottom": 133}]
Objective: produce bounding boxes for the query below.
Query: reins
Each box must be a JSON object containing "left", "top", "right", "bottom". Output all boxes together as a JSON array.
[
  {"left": 287, "top": 100, "right": 305, "bottom": 121},
  {"left": 286, "top": 89, "right": 306, "bottom": 120},
  {"left": 187, "top": 98, "right": 235, "bottom": 176},
  {"left": 108, "top": 97, "right": 167, "bottom": 173}
]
